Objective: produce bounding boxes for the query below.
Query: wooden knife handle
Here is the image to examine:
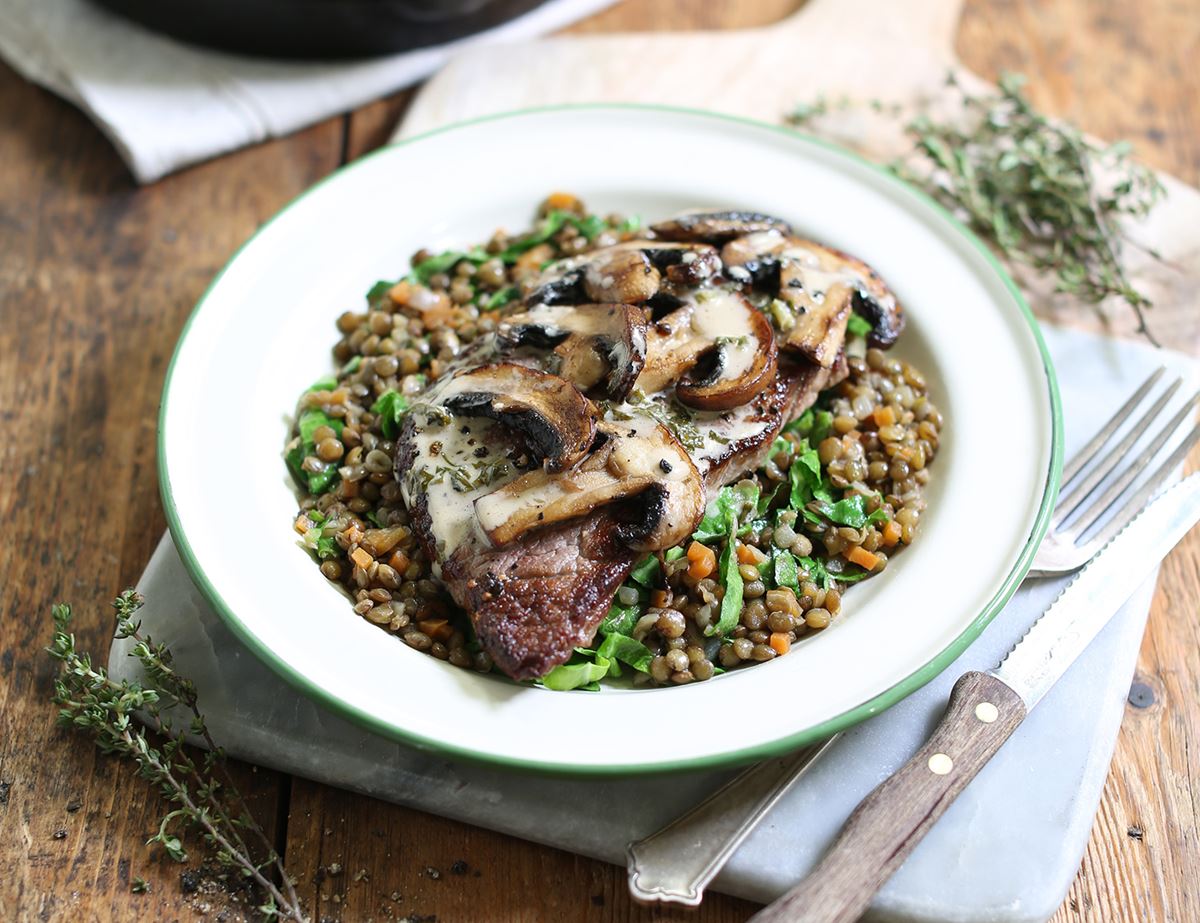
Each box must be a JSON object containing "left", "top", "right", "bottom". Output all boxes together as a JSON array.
[{"left": 751, "top": 672, "right": 1028, "bottom": 923}]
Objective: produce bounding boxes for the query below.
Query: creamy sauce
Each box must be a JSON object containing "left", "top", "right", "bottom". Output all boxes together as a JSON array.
[
  {"left": 399, "top": 406, "right": 520, "bottom": 562},
  {"left": 400, "top": 237, "right": 816, "bottom": 559}
]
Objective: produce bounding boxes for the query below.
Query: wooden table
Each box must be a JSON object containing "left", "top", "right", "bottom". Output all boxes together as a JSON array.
[{"left": 1, "top": 1, "right": 1197, "bottom": 920}]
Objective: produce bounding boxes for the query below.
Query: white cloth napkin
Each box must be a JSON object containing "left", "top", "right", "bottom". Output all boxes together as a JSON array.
[{"left": 0, "top": 0, "right": 616, "bottom": 183}]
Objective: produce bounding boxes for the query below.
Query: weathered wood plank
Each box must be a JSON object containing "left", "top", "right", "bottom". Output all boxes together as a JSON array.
[{"left": 0, "top": 66, "right": 341, "bottom": 922}]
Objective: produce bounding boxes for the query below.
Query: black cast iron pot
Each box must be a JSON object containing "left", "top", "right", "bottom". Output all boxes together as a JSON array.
[{"left": 92, "top": 0, "right": 551, "bottom": 60}]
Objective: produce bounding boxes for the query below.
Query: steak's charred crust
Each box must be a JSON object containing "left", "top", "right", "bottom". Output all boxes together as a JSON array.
[{"left": 443, "top": 513, "right": 636, "bottom": 681}]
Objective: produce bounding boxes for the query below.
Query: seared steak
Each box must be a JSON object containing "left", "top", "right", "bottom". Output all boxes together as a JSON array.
[{"left": 398, "top": 353, "right": 847, "bottom": 681}]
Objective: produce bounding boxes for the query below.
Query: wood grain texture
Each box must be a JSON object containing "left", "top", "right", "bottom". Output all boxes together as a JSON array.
[
  {"left": 0, "top": 65, "right": 342, "bottom": 922},
  {"left": 752, "top": 673, "right": 1028, "bottom": 923},
  {"left": 0, "top": 1, "right": 1196, "bottom": 921}
]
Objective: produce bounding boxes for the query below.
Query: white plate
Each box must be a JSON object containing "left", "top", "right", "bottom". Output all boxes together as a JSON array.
[{"left": 160, "top": 106, "right": 1061, "bottom": 775}]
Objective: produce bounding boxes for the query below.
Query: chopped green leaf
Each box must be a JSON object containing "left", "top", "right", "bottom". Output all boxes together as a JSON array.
[
  {"left": 365, "top": 280, "right": 395, "bottom": 307},
  {"left": 411, "top": 249, "right": 472, "bottom": 284},
  {"left": 340, "top": 356, "right": 362, "bottom": 376},
  {"left": 788, "top": 446, "right": 822, "bottom": 507},
  {"left": 847, "top": 312, "right": 873, "bottom": 337},
  {"left": 709, "top": 523, "right": 745, "bottom": 637},
  {"left": 797, "top": 555, "right": 832, "bottom": 590},
  {"left": 773, "top": 548, "right": 801, "bottom": 592},
  {"left": 597, "top": 633, "right": 654, "bottom": 674},
  {"left": 308, "top": 375, "right": 338, "bottom": 394},
  {"left": 298, "top": 409, "right": 343, "bottom": 442},
  {"left": 812, "top": 494, "right": 884, "bottom": 529},
  {"left": 629, "top": 555, "right": 661, "bottom": 587},
  {"left": 287, "top": 409, "right": 344, "bottom": 495},
  {"left": 483, "top": 285, "right": 517, "bottom": 310},
  {"left": 315, "top": 533, "right": 340, "bottom": 560},
  {"left": 371, "top": 390, "right": 410, "bottom": 439},
  {"left": 783, "top": 408, "right": 814, "bottom": 437},
  {"left": 665, "top": 546, "right": 686, "bottom": 562},
  {"left": 600, "top": 602, "right": 641, "bottom": 637},
  {"left": 541, "top": 650, "right": 612, "bottom": 690},
  {"left": 694, "top": 482, "right": 760, "bottom": 543},
  {"left": 811, "top": 409, "right": 833, "bottom": 444}
]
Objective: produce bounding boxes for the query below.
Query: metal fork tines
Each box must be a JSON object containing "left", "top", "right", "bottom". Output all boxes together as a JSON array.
[{"left": 1032, "top": 366, "right": 1200, "bottom": 576}]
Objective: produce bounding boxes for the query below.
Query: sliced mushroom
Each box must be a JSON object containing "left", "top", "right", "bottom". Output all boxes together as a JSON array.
[
  {"left": 722, "top": 235, "right": 904, "bottom": 366},
  {"left": 583, "top": 248, "right": 660, "bottom": 303},
  {"left": 499, "top": 303, "right": 648, "bottom": 401},
  {"left": 635, "top": 303, "right": 716, "bottom": 395},
  {"left": 523, "top": 241, "right": 721, "bottom": 307},
  {"left": 608, "top": 420, "right": 706, "bottom": 551},
  {"left": 635, "top": 289, "right": 776, "bottom": 399},
  {"left": 650, "top": 211, "right": 792, "bottom": 244},
  {"left": 474, "top": 419, "right": 704, "bottom": 551},
  {"left": 439, "top": 363, "right": 596, "bottom": 472},
  {"left": 851, "top": 286, "right": 904, "bottom": 348},
  {"left": 633, "top": 241, "right": 723, "bottom": 286},
  {"left": 677, "top": 306, "right": 778, "bottom": 411}
]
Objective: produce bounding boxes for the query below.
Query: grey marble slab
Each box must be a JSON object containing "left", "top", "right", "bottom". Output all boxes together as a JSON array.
[{"left": 110, "top": 325, "right": 1199, "bottom": 922}]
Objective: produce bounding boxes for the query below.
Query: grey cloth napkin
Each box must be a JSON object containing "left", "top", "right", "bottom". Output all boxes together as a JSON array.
[
  {"left": 111, "top": 324, "right": 1199, "bottom": 922},
  {"left": 0, "top": 0, "right": 616, "bottom": 183}
]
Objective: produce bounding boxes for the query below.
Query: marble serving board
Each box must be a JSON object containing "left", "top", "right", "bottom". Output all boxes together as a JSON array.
[{"left": 111, "top": 325, "right": 1200, "bottom": 923}]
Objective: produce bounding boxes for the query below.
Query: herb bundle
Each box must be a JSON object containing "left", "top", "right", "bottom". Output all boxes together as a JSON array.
[
  {"left": 48, "top": 592, "right": 307, "bottom": 922},
  {"left": 789, "top": 73, "right": 1167, "bottom": 342}
]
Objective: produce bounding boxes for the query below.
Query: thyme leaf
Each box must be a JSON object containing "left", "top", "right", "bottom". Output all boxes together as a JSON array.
[
  {"left": 47, "top": 592, "right": 308, "bottom": 922},
  {"left": 789, "top": 73, "right": 1167, "bottom": 343}
]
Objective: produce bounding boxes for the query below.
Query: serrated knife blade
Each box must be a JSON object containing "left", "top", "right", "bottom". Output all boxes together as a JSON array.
[{"left": 992, "top": 472, "right": 1200, "bottom": 708}]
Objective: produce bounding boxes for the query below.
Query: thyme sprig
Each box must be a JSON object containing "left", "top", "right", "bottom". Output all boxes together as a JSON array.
[
  {"left": 788, "top": 73, "right": 1167, "bottom": 343},
  {"left": 48, "top": 591, "right": 307, "bottom": 922}
]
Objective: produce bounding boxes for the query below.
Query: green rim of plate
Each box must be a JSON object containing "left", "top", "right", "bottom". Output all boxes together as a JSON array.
[{"left": 158, "top": 103, "right": 1064, "bottom": 777}]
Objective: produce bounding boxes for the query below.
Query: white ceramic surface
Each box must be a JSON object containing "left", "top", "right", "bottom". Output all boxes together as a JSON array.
[{"left": 158, "top": 106, "right": 1058, "bottom": 774}]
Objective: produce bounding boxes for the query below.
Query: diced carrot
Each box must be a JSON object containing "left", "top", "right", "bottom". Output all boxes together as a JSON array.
[
  {"left": 294, "top": 515, "right": 309, "bottom": 534},
  {"left": 418, "top": 618, "right": 454, "bottom": 642},
  {"left": 421, "top": 303, "right": 457, "bottom": 329},
  {"left": 881, "top": 520, "right": 902, "bottom": 547},
  {"left": 687, "top": 541, "right": 716, "bottom": 580},
  {"left": 387, "top": 550, "right": 411, "bottom": 573},
  {"left": 737, "top": 543, "right": 767, "bottom": 566},
  {"left": 387, "top": 280, "right": 413, "bottom": 306},
  {"left": 350, "top": 547, "right": 373, "bottom": 570},
  {"left": 544, "top": 191, "right": 581, "bottom": 212},
  {"left": 873, "top": 405, "right": 896, "bottom": 427},
  {"left": 847, "top": 546, "right": 880, "bottom": 571},
  {"left": 769, "top": 632, "right": 791, "bottom": 656}
]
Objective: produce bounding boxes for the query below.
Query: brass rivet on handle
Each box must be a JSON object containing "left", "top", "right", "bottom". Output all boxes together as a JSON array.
[
  {"left": 975, "top": 702, "right": 999, "bottom": 723},
  {"left": 927, "top": 753, "right": 953, "bottom": 775}
]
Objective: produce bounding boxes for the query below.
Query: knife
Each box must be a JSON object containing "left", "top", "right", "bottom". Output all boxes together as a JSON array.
[{"left": 751, "top": 472, "right": 1200, "bottom": 923}]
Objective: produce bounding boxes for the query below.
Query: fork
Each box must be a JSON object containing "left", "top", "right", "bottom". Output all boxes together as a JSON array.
[{"left": 626, "top": 366, "right": 1200, "bottom": 907}]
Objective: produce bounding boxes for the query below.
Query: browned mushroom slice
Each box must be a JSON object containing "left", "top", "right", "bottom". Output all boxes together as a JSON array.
[
  {"left": 523, "top": 241, "right": 722, "bottom": 307},
  {"left": 583, "top": 248, "right": 660, "bottom": 303},
  {"left": 650, "top": 211, "right": 792, "bottom": 244},
  {"left": 635, "top": 290, "right": 773, "bottom": 397},
  {"left": 474, "top": 420, "right": 704, "bottom": 551},
  {"left": 608, "top": 420, "right": 705, "bottom": 551},
  {"left": 634, "top": 303, "right": 714, "bottom": 395},
  {"left": 499, "top": 303, "right": 648, "bottom": 402},
  {"left": 439, "top": 363, "right": 596, "bottom": 472},
  {"left": 677, "top": 307, "right": 779, "bottom": 411}
]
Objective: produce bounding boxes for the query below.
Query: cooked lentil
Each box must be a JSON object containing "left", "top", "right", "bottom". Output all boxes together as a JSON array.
[{"left": 286, "top": 195, "right": 942, "bottom": 688}]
